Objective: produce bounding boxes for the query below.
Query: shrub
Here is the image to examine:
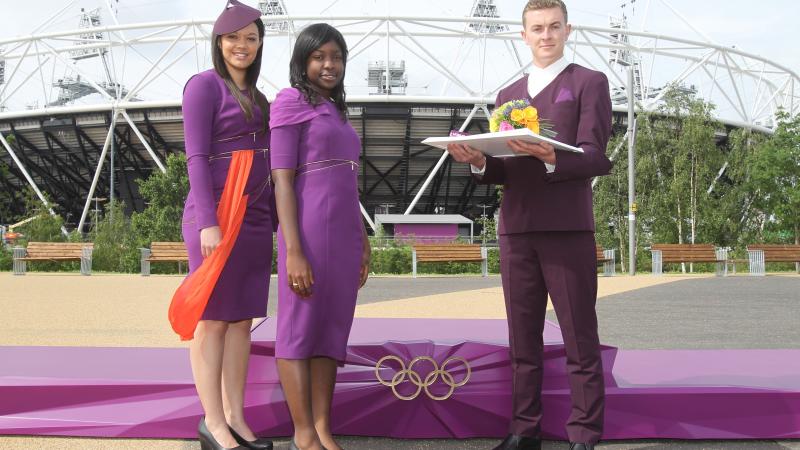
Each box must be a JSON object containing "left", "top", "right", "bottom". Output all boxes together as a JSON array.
[
  {"left": 368, "top": 244, "right": 500, "bottom": 275},
  {"left": 90, "top": 201, "right": 139, "bottom": 273},
  {"left": 370, "top": 245, "right": 412, "bottom": 274},
  {"left": 130, "top": 154, "right": 190, "bottom": 274},
  {"left": 0, "top": 247, "right": 12, "bottom": 271}
]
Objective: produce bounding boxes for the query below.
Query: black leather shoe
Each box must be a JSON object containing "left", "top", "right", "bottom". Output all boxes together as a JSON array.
[
  {"left": 197, "top": 417, "right": 246, "bottom": 450},
  {"left": 492, "top": 434, "right": 542, "bottom": 450},
  {"left": 569, "top": 443, "right": 595, "bottom": 450},
  {"left": 228, "top": 426, "right": 273, "bottom": 450}
]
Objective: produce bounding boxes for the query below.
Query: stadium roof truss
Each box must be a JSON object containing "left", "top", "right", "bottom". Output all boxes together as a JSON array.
[{"left": 0, "top": 14, "right": 797, "bottom": 232}]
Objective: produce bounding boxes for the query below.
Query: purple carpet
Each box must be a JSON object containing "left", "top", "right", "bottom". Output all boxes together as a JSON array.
[{"left": 1, "top": 318, "right": 798, "bottom": 439}]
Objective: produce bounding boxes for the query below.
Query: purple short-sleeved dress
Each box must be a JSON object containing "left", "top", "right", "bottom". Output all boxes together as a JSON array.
[
  {"left": 269, "top": 88, "right": 363, "bottom": 362},
  {"left": 181, "top": 69, "right": 274, "bottom": 322}
]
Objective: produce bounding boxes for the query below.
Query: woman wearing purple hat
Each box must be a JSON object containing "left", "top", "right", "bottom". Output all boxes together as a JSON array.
[
  {"left": 270, "top": 24, "right": 371, "bottom": 450},
  {"left": 180, "top": 1, "right": 274, "bottom": 449}
]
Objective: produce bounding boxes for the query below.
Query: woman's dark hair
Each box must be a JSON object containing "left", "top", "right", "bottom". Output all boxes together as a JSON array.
[
  {"left": 212, "top": 19, "right": 269, "bottom": 128},
  {"left": 289, "top": 23, "right": 349, "bottom": 119}
]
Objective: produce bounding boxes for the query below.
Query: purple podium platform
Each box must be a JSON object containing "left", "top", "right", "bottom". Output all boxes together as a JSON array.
[{"left": 1, "top": 318, "right": 799, "bottom": 439}]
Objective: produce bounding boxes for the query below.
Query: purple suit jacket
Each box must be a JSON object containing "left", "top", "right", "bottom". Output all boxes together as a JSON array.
[{"left": 478, "top": 64, "right": 613, "bottom": 234}]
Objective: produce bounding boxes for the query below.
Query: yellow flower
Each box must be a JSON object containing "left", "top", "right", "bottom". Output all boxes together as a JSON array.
[
  {"left": 524, "top": 106, "right": 538, "bottom": 121},
  {"left": 510, "top": 109, "right": 524, "bottom": 123},
  {"left": 526, "top": 120, "right": 540, "bottom": 134}
]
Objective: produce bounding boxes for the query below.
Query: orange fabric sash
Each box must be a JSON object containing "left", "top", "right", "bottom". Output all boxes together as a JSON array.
[{"left": 168, "top": 150, "right": 254, "bottom": 340}]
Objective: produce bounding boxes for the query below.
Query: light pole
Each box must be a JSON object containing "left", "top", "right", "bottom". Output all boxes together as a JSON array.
[
  {"left": 477, "top": 203, "right": 490, "bottom": 245},
  {"left": 109, "top": 114, "right": 117, "bottom": 222},
  {"left": 379, "top": 203, "right": 395, "bottom": 215},
  {"left": 627, "top": 67, "right": 637, "bottom": 275},
  {"left": 92, "top": 197, "right": 107, "bottom": 232}
]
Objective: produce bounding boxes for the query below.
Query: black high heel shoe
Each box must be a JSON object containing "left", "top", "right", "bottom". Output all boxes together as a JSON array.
[
  {"left": 198, "top": 417, "right": 247, "bottom": 450},
  {"left": 228, "top": 425, "right": 274, "bottom": 450}
]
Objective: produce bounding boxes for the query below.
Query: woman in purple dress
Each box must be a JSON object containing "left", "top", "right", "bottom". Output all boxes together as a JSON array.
[
  {"left": 269, "top": 24, "right": 371, "bottom": 450},
  {"left": 181, "top": 1, "right": 274, "bottom": 449}
]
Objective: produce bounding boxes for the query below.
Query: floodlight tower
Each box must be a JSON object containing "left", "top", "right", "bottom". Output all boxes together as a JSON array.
[
  {"left": 0, "top": 47, "right": 5, "bottom": 112},
  {"left": 70, "top": 8, "right": 106, "bottom": 61},
  {"left": 259, "top": 0, "right": 291, "bottom": 32},
  {"left": 439, "top": 0, "right": 511, "bottom": 95},
  {"left": 609, "top": 1, "right": 644, "bottom": 104},
  {"left": 368, "top": 61, "right": 408, "bottom": 95},
  {"left": 51, "top": 8, "right": 129, "bottom": 106},
  {"left": 609, "top": 1, "right": 698, "bottom": 105},
  {"left": 468, "top": 0, "right": 508, "bottom": 34}
]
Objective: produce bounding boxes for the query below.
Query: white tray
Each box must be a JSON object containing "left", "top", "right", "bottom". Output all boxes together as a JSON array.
[{"left": 421, "top": 128, "right": 583, "bottom": 157}]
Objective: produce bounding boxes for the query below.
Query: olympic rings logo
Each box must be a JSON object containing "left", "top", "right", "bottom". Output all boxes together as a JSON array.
[{"left": 374, "top": 355, "right": 471, "bottom": 401}]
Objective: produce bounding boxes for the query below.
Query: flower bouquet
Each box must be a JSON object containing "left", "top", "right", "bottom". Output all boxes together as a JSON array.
[
  {"left": 489, "top": 99, "right": 556, "bottom": 138},
  {"left": 422, "top": 99, "right": 582, "bottom": 156}
]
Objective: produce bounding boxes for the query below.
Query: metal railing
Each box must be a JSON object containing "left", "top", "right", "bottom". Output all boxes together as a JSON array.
[{"left": 369, "top": 235, "right": 498, "bottom": 248}]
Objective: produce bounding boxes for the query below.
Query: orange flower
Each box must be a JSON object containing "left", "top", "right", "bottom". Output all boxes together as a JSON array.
[
  {"left": 523, "top": 106, "right": 538, "bottom": 121},
  {"left": 526, "top": 120, "right": 540, "bottom": 134},
  {"left": 510, "top": 109, "right": 524, "bottom": 123}
]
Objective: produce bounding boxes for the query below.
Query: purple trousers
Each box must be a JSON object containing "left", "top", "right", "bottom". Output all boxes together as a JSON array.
[{"left": 499, "top": 231, "right": 604, "bottom": 444}]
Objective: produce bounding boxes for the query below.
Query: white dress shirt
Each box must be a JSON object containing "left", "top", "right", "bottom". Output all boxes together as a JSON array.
[{"left": 472, "top": 56, "right": 570, "bottom": 175}]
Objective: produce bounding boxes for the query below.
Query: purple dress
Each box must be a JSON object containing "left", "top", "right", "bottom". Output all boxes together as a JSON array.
[
  {"left": 181, "top": 69, "right": 274, "bottom": 321},
  {"left": 269, "top": 88, "right": 362, "bottom": 362}
]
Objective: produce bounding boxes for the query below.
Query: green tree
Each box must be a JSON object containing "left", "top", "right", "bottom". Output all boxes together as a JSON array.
[
  {"left": 131, "top": 153, "right": 189, "bottom": 245},
  {"left": 9, "top": 189, "right": 75, "bottom": 272},
  {"left": 651, "top": 88, "right": 724, "bottom": 247},
  {"left": 594, "top": 87, "right": 727, "bottom": 272},
  {"left": 15, "top": 189, "right": 67, "bottom": 243},
  {"left": 475, "top": 214, "right": 497, "bottom": 245},
  {"left": 593, "top": 133, "right": 630, "bottom": 270},
  {"left": 747, "top": 111, "right": 800, "bottom": 244},
  {"left": 708, "top": 128, "right": 767, "bottom": 252},
  {"left": 128, "top": 153, "right": 189, "bottom": 274}
]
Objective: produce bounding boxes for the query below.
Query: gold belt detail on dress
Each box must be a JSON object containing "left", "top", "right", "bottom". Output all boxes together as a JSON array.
[
  {"left": 213, "top": 130, "right": 265, "bottom": 143},
  {"left": 295, "top": 159, "right": 359, "bottom": 177},
  {"left": 209, "top": 148, "right": 269, "bottom": 162}
]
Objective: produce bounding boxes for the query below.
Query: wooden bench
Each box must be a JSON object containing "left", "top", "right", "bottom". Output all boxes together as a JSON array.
[
  {"left": 746, "top": 244, "right": 800, "bottom": 276},
  {"left": 411, "top": 244, "right": 487, "bottom": 278},
  {"left": 650, "top": 243, "right": 729, "bottom": 276},
  {"left": 13, "top": 242, "right": 94, "bottom": 275},
  {"left": 140, "top": 242, "right": 189, "bottom": 276},
  {"left": 596, "top": 245, "right": 616, "bottom": 276}
]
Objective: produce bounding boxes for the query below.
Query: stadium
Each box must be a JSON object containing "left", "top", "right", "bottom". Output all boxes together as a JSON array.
[{"left": 0, "top": 0, "right": 798, "bottom": 234}]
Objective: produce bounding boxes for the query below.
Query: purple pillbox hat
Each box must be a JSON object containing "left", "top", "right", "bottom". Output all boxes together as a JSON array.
[{"left": 212, "top": 0, "right": 262, "bottom": 36}]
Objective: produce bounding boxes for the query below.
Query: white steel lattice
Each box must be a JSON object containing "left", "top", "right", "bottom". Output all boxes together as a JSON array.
[
  {"left": 0, "top": 15, "right": 795, "bottom": 129},
  {"left": 0, "top": 4, "right": 797, "bottom": 230}
]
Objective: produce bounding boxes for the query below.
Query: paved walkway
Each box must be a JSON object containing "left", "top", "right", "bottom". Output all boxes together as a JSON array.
[{"left": 1, "top": 272, "right": 799, "bottom": 449}]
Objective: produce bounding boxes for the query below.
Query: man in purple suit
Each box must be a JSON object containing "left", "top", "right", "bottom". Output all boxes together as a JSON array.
[{"left": 447, "top": 1, "right": 612, "bottom": 449}]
